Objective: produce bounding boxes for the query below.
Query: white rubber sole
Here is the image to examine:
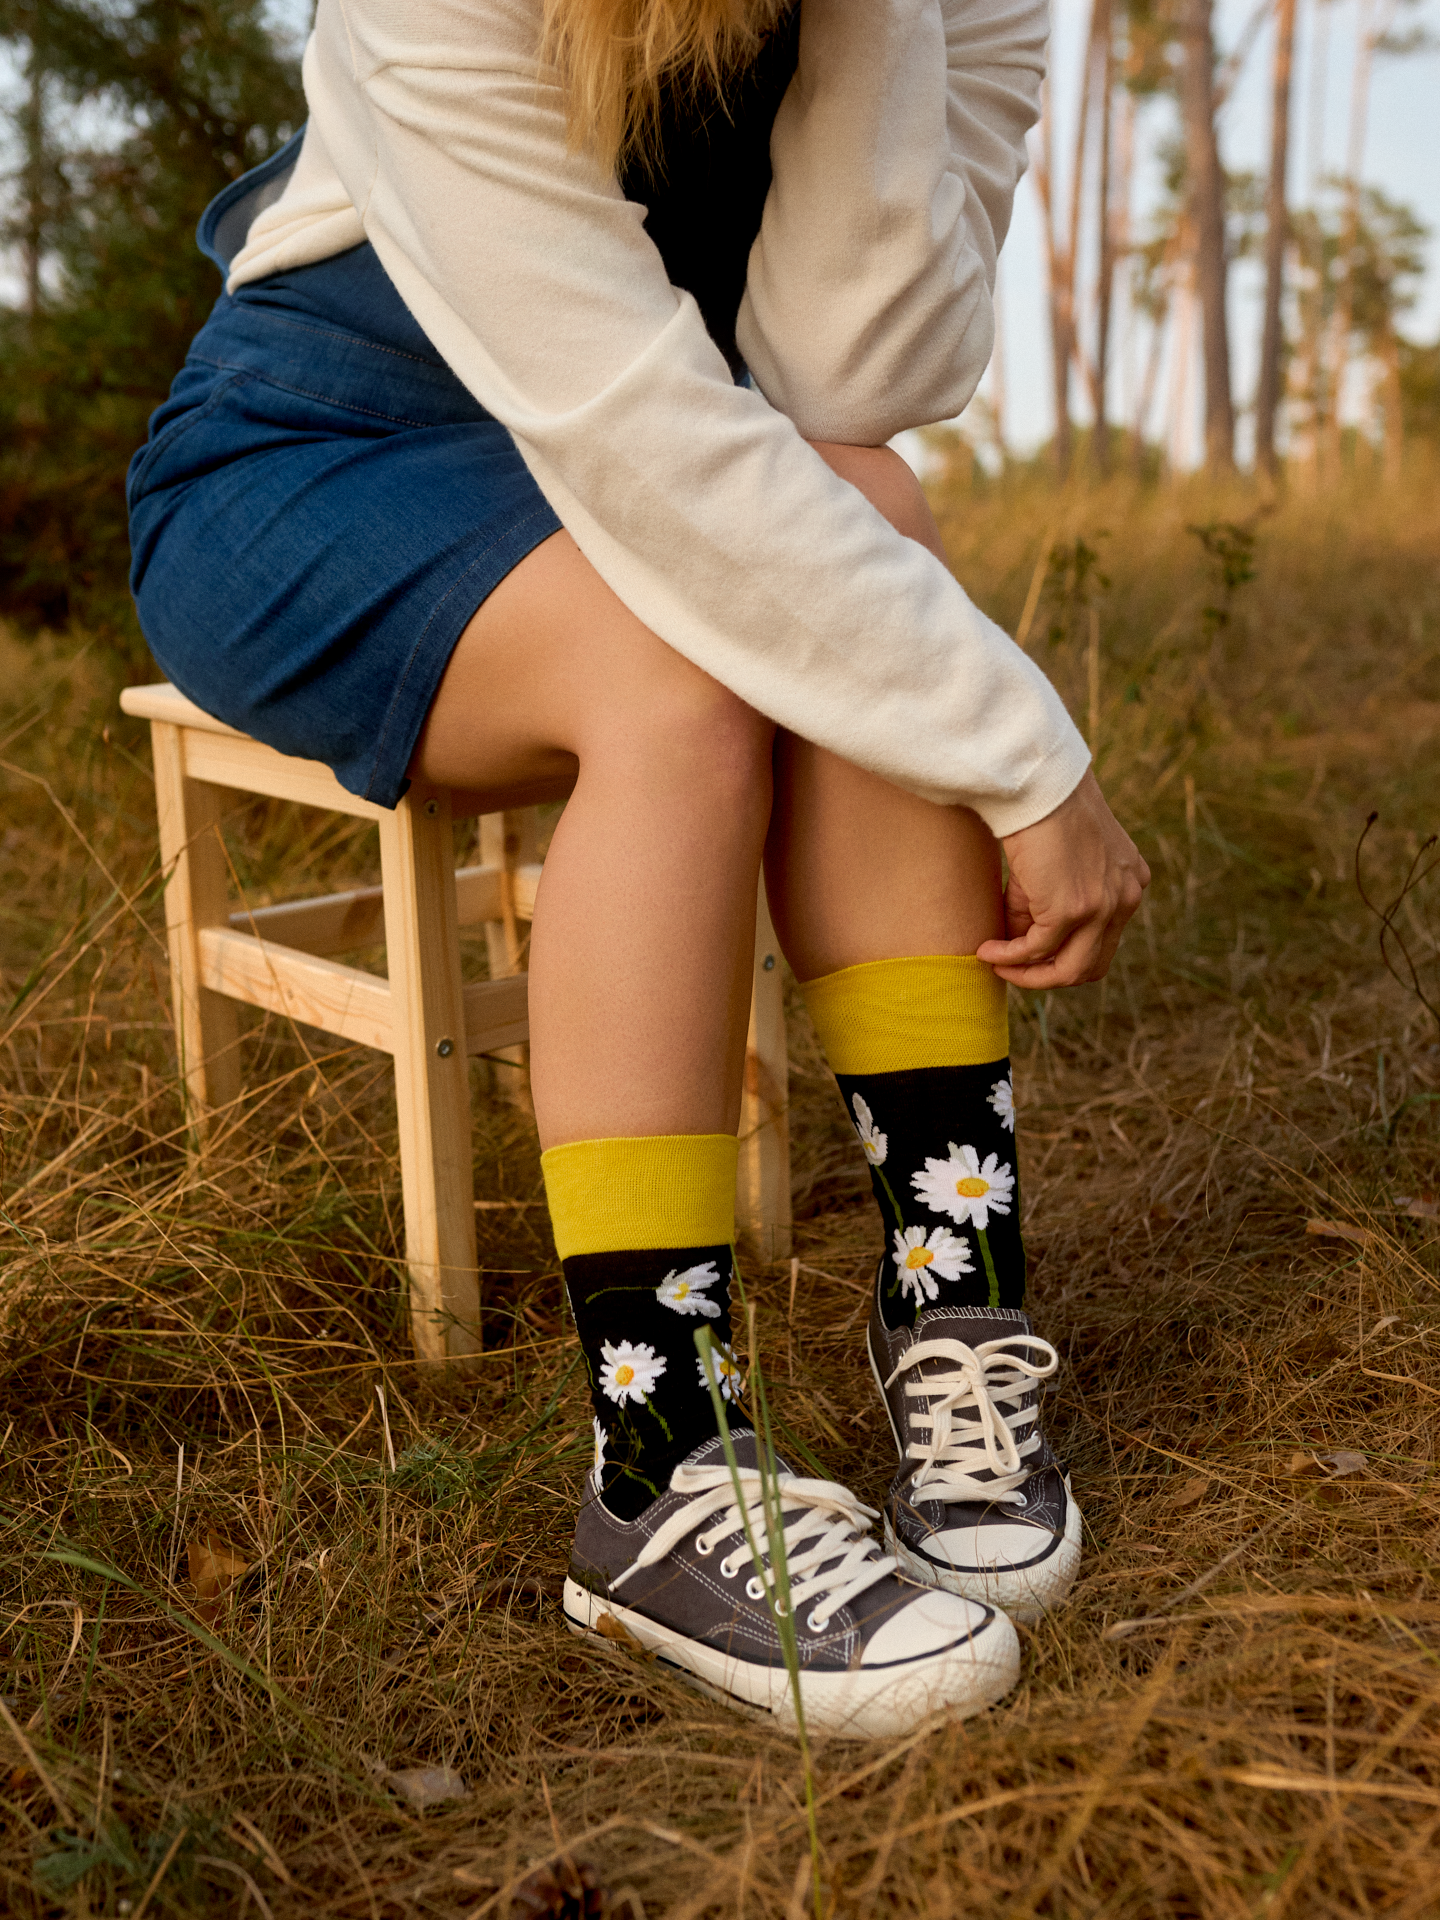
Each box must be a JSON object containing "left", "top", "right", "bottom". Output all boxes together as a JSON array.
[
  {"left": 561, "top": 1579, "right": 1019, "bottom": 1740},
  {"left": 883, "top": 1485, "right": 1083, "bottom": 1625},
  {"left": 868, "top": 1324, "right": 1082, "bottom": 1625}
]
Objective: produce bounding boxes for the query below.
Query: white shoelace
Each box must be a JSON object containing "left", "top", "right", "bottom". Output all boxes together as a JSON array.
[
  {"left": 611, "top": 1461, "right": 898, "bottom": 1634},
  {"left": 885, "top": 1334, "right": 1059, "bottom": 1506}
]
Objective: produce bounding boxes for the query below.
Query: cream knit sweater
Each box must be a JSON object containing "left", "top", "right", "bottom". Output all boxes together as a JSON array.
[{"left": 228, "top": 0, "right": 1089, "bottom": 835}]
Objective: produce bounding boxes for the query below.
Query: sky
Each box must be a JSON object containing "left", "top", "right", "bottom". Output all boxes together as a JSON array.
[{"left": 3, "top": 0, "right": 1437, "bottom": 466}]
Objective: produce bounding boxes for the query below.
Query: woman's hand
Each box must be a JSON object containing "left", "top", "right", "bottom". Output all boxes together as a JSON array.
[{"left": 976, "top": 771, "right": 1150, "bottom": 989}]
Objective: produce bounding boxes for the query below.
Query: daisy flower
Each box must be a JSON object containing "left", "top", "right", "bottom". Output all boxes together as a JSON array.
[
  {"left": 599, "top": 1340, "right": 666, "bottom": 1406},
  {"left": 892, "top": 1224, "right": 973, "bottom": 1304},
  {"left": 911, "top": 1142, "right": 1015, "bottom": 1231},
  {"left": 655, "top": 1260, "right": 723, "bottom": 1319},
  {"left": 697, "top": 1342, "right": 745, "bottom": 1402},
  {"left": 851, "top": 1093, "right": 888, "bottom": 1167},
  {"left": 592, "top": 1417, "right": 607, "bottom": 1472},
  {"left": 988, "top": 1075, "right": 1015, "bottom": 1133}
]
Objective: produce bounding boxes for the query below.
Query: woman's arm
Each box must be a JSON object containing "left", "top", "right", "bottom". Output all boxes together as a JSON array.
[
  {"left": 263, "top": 0, "right": 1085, "bottom": 836},
  {"left": 736, "top": 0, "right": 1046, "bottom": 444}
]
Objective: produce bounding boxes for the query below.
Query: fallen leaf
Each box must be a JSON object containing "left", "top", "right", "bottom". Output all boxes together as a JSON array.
[
  {"left": 1306, "top": 1219, "right": 1371, "bottom": 1247},
  {"left": 1396, "top": 1196, "right": 1440, "bottom": 1221},
  {"left": 388, "top": 1766, "right": 468, "bottom": 1810},
  {"left": 186, "top": 1536, "right": 249, "bottom": 1626},
  {"left": 1368, "top": 1315, "right": 1402, "bottom": 1337},
  {"left": 1167, "top": 1475, "right": 1210, "bottom": 1507},
  {"left": 1318, "top": 1451, "right": 1366, "bottom": 1478},
  {"left": 1287, "top": 1451, "right": 1322, "bottom": 1476},
  {"left": 593, "top": 1611, "right": 647, "bottom": 1654}
]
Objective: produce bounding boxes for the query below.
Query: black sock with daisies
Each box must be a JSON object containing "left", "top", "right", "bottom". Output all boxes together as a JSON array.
[
  {"left": 800, "top": 957, "right": 1026, "bottom": 1330},
  {"left": 540, "top": 1134, "right": 745, "bottom": 1520}
]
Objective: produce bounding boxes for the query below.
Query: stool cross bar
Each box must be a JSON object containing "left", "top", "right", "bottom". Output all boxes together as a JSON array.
[{"left": 120, "top": 682, "right": 791, "bottom": 1365}]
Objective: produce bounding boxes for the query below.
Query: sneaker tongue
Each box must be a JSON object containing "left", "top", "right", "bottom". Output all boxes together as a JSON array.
[
  {"left": 913, "top": 1303, "right": 1034, "bottom": 1344},
  {"left": 681, "top": 1428, "right": 795, "bottom": 1477}
]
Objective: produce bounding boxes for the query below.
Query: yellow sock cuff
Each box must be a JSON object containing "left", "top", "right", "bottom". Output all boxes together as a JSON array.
[
  {"left": 540, "top": 1133, "right": 738, "bottom": 1262},
  {"left": 800, "top": 955, "right": 1008, "bottom": 1075}
]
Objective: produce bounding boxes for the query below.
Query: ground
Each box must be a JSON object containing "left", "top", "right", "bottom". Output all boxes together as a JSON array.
[{"left": 1, "top": 456, "right": 1438, "bottom": 1917}]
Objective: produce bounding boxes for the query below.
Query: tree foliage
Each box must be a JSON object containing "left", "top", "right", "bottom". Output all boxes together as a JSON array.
[{"left": 0, "top": 0, "right": 302, "bottom": 637}]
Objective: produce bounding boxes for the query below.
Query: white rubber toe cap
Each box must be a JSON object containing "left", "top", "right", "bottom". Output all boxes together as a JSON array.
[
  {"left": 929, "top": 1521, "right": 1059, "bottom": 1572},
  {"left": 859, "top": 1586, "right": 995, "bottom": 1667}
]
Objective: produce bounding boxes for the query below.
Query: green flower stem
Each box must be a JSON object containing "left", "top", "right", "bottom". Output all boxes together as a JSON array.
[
  {"left": 977, "top": 1228, "right": 1000, "bottom": 1309},
  {"left": 873, "top": 1161, "right": 905, "bottom": 1232},
  {"left": 642, "top": 1398, "right": 673, "bottom": 1444}
]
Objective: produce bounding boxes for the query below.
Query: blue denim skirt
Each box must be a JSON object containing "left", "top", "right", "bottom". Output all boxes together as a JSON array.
[{"left": 127, "top": 240, "right": 562, "bottom": 807}]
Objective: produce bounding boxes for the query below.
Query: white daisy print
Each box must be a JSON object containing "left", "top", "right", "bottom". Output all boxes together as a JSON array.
[
  {"left": 851, "top": 1093, "right": 888, "bottom": 1166},
  {"left": 697, "top": 1343, "right": 745, "bottom": 1403},
  {"left": 988, "top": 1075, "right": 1015, "bottom": 1133},
  {"left": 911, "top": 1142, "right": 1015, "bottom": 1231},
  {"left": 592, "top": 1417, "right": 607, "bottom": 1472},
  {"left": 655, "top": 1260, "right": 723, "bottom": 1319},
  {"left": 599, "top": 1340, "right": 666, "bottom": 1406},
  {"left": 892, "top": 1224, "right": 974, "bottom": 1304}
]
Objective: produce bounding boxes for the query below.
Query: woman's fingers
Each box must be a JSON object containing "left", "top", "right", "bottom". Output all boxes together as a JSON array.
[{"left": 975, "top": 771, "right": 1149, "bottom": 989}]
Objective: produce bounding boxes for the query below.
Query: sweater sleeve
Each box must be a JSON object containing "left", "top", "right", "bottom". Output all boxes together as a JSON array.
[
  {"left": 286, "top": 0, "right": 1085, "bottom": 833},
  {"left": 736, "top": 0, "right": 1047, "bottom": 444}
]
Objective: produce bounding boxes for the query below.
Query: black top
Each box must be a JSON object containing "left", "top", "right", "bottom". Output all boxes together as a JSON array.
[{"left": 619, "top": 7, "right": 802, "bottom": 377}]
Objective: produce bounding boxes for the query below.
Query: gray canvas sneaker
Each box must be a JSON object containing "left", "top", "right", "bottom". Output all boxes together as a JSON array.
[
  {"left": 563, "top": 1430, "right": 1019, "bottom": 1738},
  {"left": 867, "top": 1293, "right": 1081, "bottom": 1622}
]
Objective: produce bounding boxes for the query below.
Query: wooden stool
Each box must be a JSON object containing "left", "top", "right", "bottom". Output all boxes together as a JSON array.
[{"left": 119, "top": 684, "right": 792, "bottom": 1364}]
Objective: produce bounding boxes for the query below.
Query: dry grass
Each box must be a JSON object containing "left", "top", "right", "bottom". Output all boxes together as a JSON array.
[{"left": 1, "top": 461, "right": 1439, "bottom": 1918}]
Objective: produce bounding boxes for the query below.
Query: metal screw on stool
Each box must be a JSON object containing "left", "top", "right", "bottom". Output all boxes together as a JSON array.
[
  {"left": 762, "top": 954, "right": 776, "bottom": 971},
  {"left": 423, "top": 799, "right": 440, "bottom": 818},
  {"left": 435, "top": 1037, "right": 455, "bottom": 1058}
]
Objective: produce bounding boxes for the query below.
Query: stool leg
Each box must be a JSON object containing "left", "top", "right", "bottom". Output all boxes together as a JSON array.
[
  {"left": 737, "top": 876, "right": 792, "bottom": 1263},
  {"left": 478, "top": 808, "right": 538, "bottom": 1112},
  {"left": 151, "top": 720, "right": 242, "bottom": 1131},
  {"left": 380, "top": 787, "right": 481, "bottom": 1363}
]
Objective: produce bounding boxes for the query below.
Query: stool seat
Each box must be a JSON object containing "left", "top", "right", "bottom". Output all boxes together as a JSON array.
[{"left": 122, "top": 683, "right": 791, "bottom": 1363}]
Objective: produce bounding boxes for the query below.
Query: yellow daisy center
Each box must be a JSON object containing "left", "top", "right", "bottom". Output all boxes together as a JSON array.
[
  {"left": 905, "top": 1247, "right": 934, "bottom": 1269},
  {"left": 674, "top": 1281, "right": 690, "bottom": 1298},
  {"left": 614, "top": 1363, "right": 634, "bottom": 1387},
  {"left": 956, "top": 1176, "right": 990, "bottom": 1198}
]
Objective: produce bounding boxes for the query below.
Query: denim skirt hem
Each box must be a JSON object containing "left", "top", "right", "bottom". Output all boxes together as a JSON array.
[{"left": 126, "top": 244, "right": 564, "bottom": 809}]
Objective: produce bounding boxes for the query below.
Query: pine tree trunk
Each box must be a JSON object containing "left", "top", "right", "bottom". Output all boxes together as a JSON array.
[
  {"left": 1092, "top": 0, "right": 1116, "bottom": 475},
  {"left": 1255, "top": 0, "right": 1296, "bottom": 479},
  {"left": 1381, "top": 321, "right": 1403, "bottom": 485},
  {"left": 21, "top": 49, "right": 46, "bottom": 322},
  {"left": 1034, "top": 73, "right": 1077, "bottom": 479},
  {"left": 1323, "top": 0, "right": 1378, "bottom": 477},
  {"left": 1180, "top": 0, "right": 1234, "bottom": 471}
]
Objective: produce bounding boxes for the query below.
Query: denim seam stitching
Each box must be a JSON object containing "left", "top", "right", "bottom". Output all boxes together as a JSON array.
[
  {"left": 183, "top": 353, "right": 441, "bottom": 429},
  {"left": 127, "top": 370, "right": 253, "bottom": 505},
  {"left": 365, "top": 503, "right": 561, "bottom": 803},
  {"left": 223, "top": 305, "right": 443, "bottom": 370}
]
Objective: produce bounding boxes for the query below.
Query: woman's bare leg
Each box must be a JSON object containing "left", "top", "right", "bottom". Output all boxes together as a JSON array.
[
  {"left": 763, "top": 444, "right": 1004, "bottom": 972},
  {"left": 413, "top": 530, "right": 773, "bottom": 1148},
  {"left": 765, "top": 741, "right": 1003, "bottom": 978}
]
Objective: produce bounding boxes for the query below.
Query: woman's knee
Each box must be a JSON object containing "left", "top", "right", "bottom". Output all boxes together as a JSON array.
[
  {"left": 590, "top": 652, "right": 774, "bottom": 809},
  {"left": 807, "top": 440, "right": 946, "bottom": 563}
]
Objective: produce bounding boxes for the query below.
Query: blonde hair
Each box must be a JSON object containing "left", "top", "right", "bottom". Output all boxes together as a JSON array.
[{"left": 542, "top": 0, "right": 788, "bottom": 172}]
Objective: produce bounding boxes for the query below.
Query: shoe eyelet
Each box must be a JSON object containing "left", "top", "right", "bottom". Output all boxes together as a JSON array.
[
  {"left": 744, "top": 1576, "right": 764, "bottom": 1601},
  {"left": 806, "top": 1611, "right": 829, "bottom": 1634},
  {"left": 719, "top": 1558, "right": 740, "bottom": 1580},
  {"left": 693, "top": 1534, "right": 714, "bottom": 1556}
]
